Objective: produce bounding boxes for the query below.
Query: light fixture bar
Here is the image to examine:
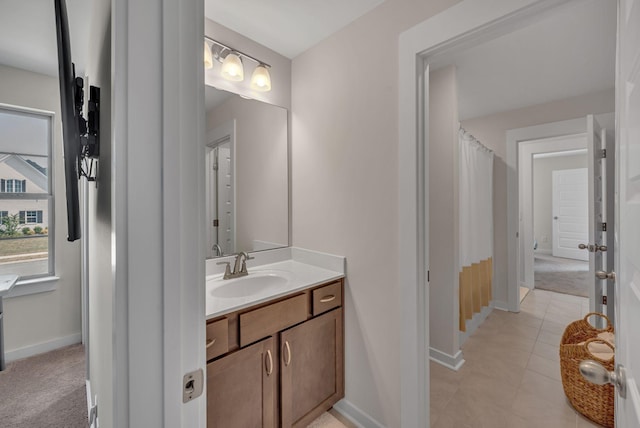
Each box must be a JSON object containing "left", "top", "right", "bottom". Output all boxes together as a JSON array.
[{"left": 204, "top": 36, "right": 271, "bottom": 69}]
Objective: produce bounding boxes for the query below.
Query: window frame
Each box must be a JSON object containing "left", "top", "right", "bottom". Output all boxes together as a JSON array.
[{"left": 0, "top": 103, "right": 55, "bottom": 281}]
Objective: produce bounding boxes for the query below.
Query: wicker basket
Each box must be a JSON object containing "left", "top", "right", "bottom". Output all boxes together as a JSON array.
[{"left": 560, "top": 313, "right": 615, "bottom": 428}]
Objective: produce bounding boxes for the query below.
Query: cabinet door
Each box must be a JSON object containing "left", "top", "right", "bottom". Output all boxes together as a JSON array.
[
  {"left": 280, "top": 308, "right": 344, "bottom": 428},
  {"left": 207, "top": 336, "right": 276, "bottom": 428}
]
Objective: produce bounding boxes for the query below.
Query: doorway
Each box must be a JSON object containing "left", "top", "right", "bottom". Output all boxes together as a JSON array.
[
  {"left": 534, "top": 155, "right": 590, "bottom": 298},
  {"left": 398, "top": 0, "right": 617, "bottom": 425}
]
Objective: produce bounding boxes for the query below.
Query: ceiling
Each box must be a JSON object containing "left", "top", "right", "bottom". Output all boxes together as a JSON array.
[
  {"left": 0, "top": 0, "right": 616, "bottom": 122},
  {"left": 0, "top": 0, "right": 92, "bottom": 77},
  {"left": 204, "top": 0, "right": 385, "bottom": 59},
  {"left": 431, "top": 0, "right": 616, "bottom": 121}
]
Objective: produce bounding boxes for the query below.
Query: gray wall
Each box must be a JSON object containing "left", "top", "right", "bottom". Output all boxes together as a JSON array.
[
  {"left": 290, "top": 0, "right": 462, "bottom": 425},
  {"left": 428, "top": 65, "right": 460, "bottom": 360},
  {"left": 0, "top": 64, "right": 81, "bottom": 356},
  {"left": 85, "top": 0, "right": 112, "bottom": 426}
]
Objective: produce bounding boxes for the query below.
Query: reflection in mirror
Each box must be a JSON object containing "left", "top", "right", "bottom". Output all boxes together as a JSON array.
[{"left": 205, "top": 86, "right": 288, "bottom": 259}]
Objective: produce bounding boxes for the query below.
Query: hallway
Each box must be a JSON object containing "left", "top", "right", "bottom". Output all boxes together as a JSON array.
[{"left": 431, "top": 289, "right": 602, "bottom": 427}]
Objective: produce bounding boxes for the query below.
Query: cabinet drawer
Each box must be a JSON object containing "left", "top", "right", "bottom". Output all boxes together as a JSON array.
[
  {"left": 206, "top": 318, "right": 229, "bottom": 360},
  {"left": 240, "top": 294, "right": 308, "bottom": 347},
  {"left": 312, "top": 282, "right": 342, "bottom": 316}
]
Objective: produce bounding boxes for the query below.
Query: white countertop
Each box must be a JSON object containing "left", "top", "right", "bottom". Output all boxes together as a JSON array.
[
  {"left": 0, "top": 274, "right": 19, "bottom": 298},
  {"left": 206, "top": 259, "right": 344, "bottom": 320}
]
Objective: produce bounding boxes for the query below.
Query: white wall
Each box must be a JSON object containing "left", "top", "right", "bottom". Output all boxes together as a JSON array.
[
  {"left": 85, "top": 0, "right": 112, "bottom": 426},
  {"left": 428, "top": 66, "right": 460, "bottom": 361},
  {"left": 533, "top": 153, "right": 588, "bottom": 253},
  {"left": 0, "top": 64, "right": 81, "bottom": 357},
  {"left": 461, "top": 87, "right": 614, "bottom": 305},
  {"left": 291, "top": 0, "right": 461, "bottom": 425}
]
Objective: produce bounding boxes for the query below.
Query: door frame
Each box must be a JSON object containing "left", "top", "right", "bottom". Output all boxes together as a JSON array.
[
  {"left": 399, "top": 0, "right": 589, "bottom": 425},
  {"left": 112, "top": 0, "right": 206, "bottom": 426},
  {"left": 516, "top": 130, "right": 588, "bottom": 293}
]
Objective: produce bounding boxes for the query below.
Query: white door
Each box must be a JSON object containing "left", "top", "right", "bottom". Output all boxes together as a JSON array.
[
  {"left": 614, "top": 0, "right": 640, "bottom": 424},
  {"left": 586, "top": 115, "right": 607, "bottom": 316},
  {"left": 552, "top": 168, "right": 589, "bottom": 261}
]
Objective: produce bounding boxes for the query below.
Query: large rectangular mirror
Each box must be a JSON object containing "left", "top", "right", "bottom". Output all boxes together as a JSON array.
[{"left": 205, "top": 86, "right": 288, "bottom": 259}]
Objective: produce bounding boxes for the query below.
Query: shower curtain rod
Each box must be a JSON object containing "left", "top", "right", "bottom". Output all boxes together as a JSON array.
[{"left": 458, "top": 123, "right": 493, "bottom": 154}]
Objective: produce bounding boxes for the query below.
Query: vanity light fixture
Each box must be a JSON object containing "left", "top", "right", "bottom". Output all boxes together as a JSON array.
[
  {"left": 221, "top": 52, "right": 244, "bottom": 81},
  {"left": 204, "top": 41, "right": 213, "bottom": 69},
  {"left": 250, "top": 64, "right": 271, "bottom": 92},
  {"left": 204, "top": 36, "right": 272, "bottom": 92}
]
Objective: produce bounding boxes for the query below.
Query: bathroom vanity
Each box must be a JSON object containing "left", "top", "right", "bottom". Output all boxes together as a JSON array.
[{"left": 205, "top": 258, "right": 345, "bottom": 428}]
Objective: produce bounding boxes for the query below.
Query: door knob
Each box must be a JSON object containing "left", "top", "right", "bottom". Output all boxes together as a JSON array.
[
  {"left": 554, "top": 216, "right": 559, "bottom": 220},
  {"left": 579, "top": 360, "right": 626, "bottom": 398},
  {"left": 595, "top": 270, "right": 616, "bottom": 280}
]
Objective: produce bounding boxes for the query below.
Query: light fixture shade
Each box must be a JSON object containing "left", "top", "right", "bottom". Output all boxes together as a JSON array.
[
  {"left": 221, "top": 52, "right": 244, "bottom": 81},
  {"left": 250, "top": 64, "right": 272, "bottom": 92},
  {"left": 204, "top": 41, "right": 213, "bottom": 69}
]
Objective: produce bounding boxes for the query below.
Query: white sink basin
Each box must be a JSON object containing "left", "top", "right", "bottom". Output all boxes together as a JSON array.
[{"left": 209, "top": 271, "right": 291, "bottom": 299}]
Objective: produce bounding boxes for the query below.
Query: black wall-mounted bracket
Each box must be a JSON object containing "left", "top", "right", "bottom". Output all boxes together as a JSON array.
[{"left": 74, "top": 77, "right": 100, "bottom": 182}]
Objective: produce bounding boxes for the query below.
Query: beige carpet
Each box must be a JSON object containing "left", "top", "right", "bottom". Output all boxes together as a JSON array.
[
  {"left": 534, "top": 254, "right": 589, "bottom": 297},
  {"left": 0, "top": 344, "right": 87, "bottom": 427}
]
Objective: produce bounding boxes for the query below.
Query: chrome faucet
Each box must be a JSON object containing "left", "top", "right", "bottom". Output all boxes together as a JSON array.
[
  {"left": 216, "top": 252, "right": 255, "bottom": 280},
  {"left": 212, "top": 243, "right": 223, "bottom": 257}
]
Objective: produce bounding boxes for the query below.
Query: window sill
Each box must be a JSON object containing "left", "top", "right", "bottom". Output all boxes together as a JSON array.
[{"left": 5, "top": 276, "right": 59, "bottom": 298}]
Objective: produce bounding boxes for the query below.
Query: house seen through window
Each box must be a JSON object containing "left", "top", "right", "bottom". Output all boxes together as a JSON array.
[{"left": 0, "top": 106, "right": 53, "bottom": 279}]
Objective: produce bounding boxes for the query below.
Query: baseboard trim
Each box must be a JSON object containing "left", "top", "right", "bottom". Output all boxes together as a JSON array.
[
  {"left": 459, "top": 305, "right": 493, "bottom": 345},
  {"left": 5, "top": 332, "right": 82, "bottom": 362},
  {"left": 333, "top": 399, "right": 385, "bottom": 428},
  {"left": 492, "top": 300, "right": 510, "bottom": 311},
  {"left": 429, "top": 347, "right": 465, "bottom": 371}
]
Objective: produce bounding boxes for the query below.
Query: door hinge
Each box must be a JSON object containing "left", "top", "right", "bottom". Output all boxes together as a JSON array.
[
  {"left": 213, "top": 219, "right": 219, "bottom": 227},
  {"left": 602, "top": 296, "right": 607, "bottom": 305},
  {"left": 601, "top": 149, "right": 607, "bottom": 159},
  {"left": 427, "top": 270, "right": 430, "bottom": 282},
  {"left": 601, "top": 222, "right": 607, "bottom": 232},
  {"left": 213, "top": 162, "right": 219, "bottom": 171}
]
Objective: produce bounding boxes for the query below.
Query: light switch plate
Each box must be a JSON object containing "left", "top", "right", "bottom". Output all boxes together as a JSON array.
[{"left": 183, "top": 369, "right": 204, "bottom": 403}]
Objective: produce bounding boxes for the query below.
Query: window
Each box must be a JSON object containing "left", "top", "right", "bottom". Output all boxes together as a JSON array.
[
  {"left": 19, "top": 210, "right": 43, "bottom": 224},
  {"left": 0, "top": 106, "right": 53, "bottom": 279},
  {"left": 1, "top": 179, "right": 26, "bottom": 193}
]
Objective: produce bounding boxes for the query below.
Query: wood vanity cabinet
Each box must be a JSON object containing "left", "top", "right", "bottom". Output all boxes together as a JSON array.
[
  {"left": 280, "top": 308, "right": 344, "bottom": 427},
  {"left": 206, "top": 279, "right": 344, "bottom": 428},
  {"left": 207, "top": 337, "right": 276, "bottom": 428}
]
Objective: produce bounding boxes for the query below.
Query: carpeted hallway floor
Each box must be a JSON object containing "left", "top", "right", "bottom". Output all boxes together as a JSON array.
[
  {"left": 534, "top": 254, "right": 590, "bottom": 297},
  {"left": 0, "top": 344, "right": 87, "bottom": 428}
]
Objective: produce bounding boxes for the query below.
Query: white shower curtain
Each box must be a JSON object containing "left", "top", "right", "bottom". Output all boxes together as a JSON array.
[{"left": 458, "top": 128, "right": 494, "bottom": 331}]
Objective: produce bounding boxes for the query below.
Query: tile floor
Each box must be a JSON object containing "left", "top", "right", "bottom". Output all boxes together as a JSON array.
[{"left": 431, "top": 289, "right": 604, "bottom": 427}]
